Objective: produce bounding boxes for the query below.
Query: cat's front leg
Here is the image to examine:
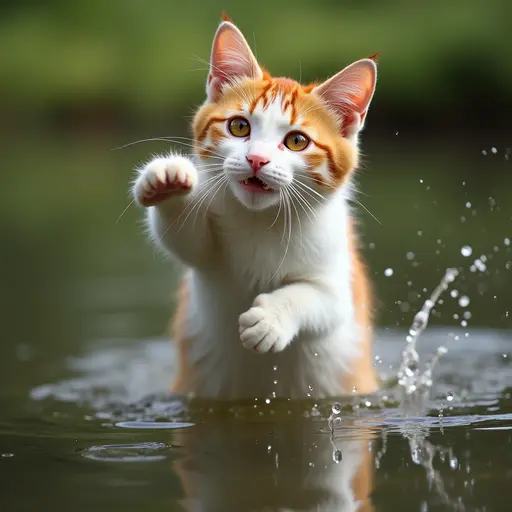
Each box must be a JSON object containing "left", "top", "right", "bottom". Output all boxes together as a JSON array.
[
  {"left": 239, "top": 281, "right": 342, "bottom": 353},
  {"left": 133, "top": 154, "right": 212, "bottom": 267}
]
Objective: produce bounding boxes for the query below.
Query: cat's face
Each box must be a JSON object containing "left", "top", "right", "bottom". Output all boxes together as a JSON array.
[{"left": 193, "top": 16, "right": 377, "bottom": 212}]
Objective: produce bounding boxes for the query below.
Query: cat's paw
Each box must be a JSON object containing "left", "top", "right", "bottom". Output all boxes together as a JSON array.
[
  {"left": 239, "top": 294, "right": 293, "bottom": 354},
  {"left": 133, "top": 156, "right": 197, "bottom": 207}
]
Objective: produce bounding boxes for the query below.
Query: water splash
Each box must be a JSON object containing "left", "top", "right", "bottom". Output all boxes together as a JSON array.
[{"left": 397, "top": 267, "right": 459, "bottom": 403}]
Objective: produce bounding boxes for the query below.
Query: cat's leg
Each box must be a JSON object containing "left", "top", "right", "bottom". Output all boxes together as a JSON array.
[
  {"left": 239, "top": 281, "right": 346, "bottom": 353},
  {"left": 132, "top": 154, "right": 214, "bottom": 267}
]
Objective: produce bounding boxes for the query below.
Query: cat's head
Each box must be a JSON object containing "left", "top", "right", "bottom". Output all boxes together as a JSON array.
[{"left": 193, "top": 15, "right": 377, "bottom": 212}]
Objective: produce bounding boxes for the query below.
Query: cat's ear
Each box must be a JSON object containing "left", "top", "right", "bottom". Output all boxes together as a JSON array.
[
  {"left": 312, "top": 58, "right": 377, "bottom": 138},
  {"left": 206, "top": 20, "right": 263, "bottom": 102}
]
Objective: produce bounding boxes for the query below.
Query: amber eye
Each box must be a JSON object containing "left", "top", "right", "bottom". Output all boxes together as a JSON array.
[
  {"left": 284, "top": 131, "right": 310, "bottom": 151},
  {"left": 228, "top": 117, "right": 250, "bottom": 137}
]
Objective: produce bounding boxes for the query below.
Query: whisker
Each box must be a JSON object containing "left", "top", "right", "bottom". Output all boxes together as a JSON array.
[
  {"left": 268, "top": 190, "right": 293, "bottom": 283},
  {"left": 192, "top": 175, "right": 228, "bottom": 229},
  {"left": 292, "top": 178, "right": 327, "bottom": 203},
  {"left": 267, "top": 195, "right": 283, "bottom": 231},
  {"left": 288, "top": 183, "right": 316, "bottom": 222},
  {"left": 351, "top": 197, "right": 382, "bottom": 225},
  {"left": 174, "top": 174, "right": 227, "bottom": 233},
  {"left": 287, "top": 186, "right": 303, "bottom": 246},
  {"left": 116, "top": 199, "right": 135, "bottom": 224},
  {"left": 158, "top": 174, "right": 226, "bottom": 240}
]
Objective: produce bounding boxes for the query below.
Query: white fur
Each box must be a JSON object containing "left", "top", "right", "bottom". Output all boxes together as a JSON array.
[
  {"left": 130, "top": 21, "right": 376, "bottom": 400},
  {"left": 132, "top": 132, "right": 361, "bottom": 399}
]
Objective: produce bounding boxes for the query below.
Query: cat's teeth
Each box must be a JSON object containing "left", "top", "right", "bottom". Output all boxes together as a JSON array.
[
  {"left": 262, "top": 184, "right": 270, "bottom": 191},
  {"left": 243, "top": 179, "right": 249, "bottom": 185}
]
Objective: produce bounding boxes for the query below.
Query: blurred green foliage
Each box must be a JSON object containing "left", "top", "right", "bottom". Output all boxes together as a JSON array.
[
  {"left": 1, "top": 1, "right": 510, "bottom": 331},
  {"left": 1, "top": 0, "right": 510, "bottom": 118}
]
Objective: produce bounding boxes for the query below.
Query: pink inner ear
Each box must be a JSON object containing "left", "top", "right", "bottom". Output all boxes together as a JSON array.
[
  {"left": 312, "top": 59, "right": 377, "bottom": 135},
  {"left": 208, "top": 22, "right": 262, "bottom": 102}
]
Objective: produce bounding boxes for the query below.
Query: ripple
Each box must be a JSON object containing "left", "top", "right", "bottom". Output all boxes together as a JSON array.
[
  {"left": 81, "top": 442, "right": 169, "bottom": 462},
  {"left": 115, "top": 421, "right": 194, "bottom": 429}
]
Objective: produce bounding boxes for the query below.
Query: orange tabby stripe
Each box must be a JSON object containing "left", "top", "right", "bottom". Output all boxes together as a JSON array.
[{"left": 197, "top": 116, "right": 225, "bottom": 144}]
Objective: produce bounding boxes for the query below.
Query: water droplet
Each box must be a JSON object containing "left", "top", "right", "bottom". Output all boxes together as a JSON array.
[
  {"left": 331, "top": 402, "right": 342, "bottom": 415},
  {"left": 411, "top": 310, "right": 428, "bottom": 332},
  {"left": 474, "top": 258, "right": 487, "bottom": 272},
  {"left": 352, "top": 386, "right": 357, "bottom": 393},
  {"left": 1, "top": 453, "right": 14, "bottom": 458},
  {"left": 458, "top": 296, "right": 470, "bottom": 308},
  {"left": 482, "top": 149, "right": 488, "bottom": 156},
  {"left": 406, "top": 251, "right": 415, "bottom": 260},
  {"left": 384, "top": 268, "right": 394, "bottom": 277},
  {"left": 417, "top": 230, "right": 423, "bottom": 236},
  {"left": 273, "top": 365, "right": 278, "bottom": 371},
  {"left": 364, "top": 400, "right": 372, "bottom": 408},
  {"left": 411, "top": 447, "right": 421, "bottom": 464},
  {"left": 463, "top": 311, "right": 472, "bottom": 319},
  {"left": 333, "top": 450, "right": 342, "bottom": 463},
  {"left": 446, "top": 392, "right": 454, "bottom": 402},
  {"left": 505, "top": 238, "right": 510, "bottom": 247},
  {"left": 461, "top": 245, "right": 472, "bottom": 257},
  {"left": 450, "top": 289, "right": 459, "bottom": 298},
  {"left": 265, "top": 398, "right": 271, "bottom": 404},
  {"left": 267, "top": 445, "right": 272, "bottom": 452},
  {"left": 450, "top": 456, "right": 458, "bottom": 470},
  {"left": 491, "top": 147, "right": 497, "bottom": 154},
  {"left": 308, "top": 462, "right": 315, "bottom": 467},
  {"left": 465, "top": 201, "right": 472, "bottom": 208},
  {"left": 333, "top": 417, "right": 342, "bottom": 426}
]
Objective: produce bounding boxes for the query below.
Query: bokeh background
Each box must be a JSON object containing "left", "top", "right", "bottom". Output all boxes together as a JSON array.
[{"left": 1, "top": 0, "right": 511, "bottom": 393}]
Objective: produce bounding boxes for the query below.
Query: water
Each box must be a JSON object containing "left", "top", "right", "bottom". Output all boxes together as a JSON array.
[
  {"left": 0, "top": 324, "right": 507, "bottom": 511},
  {"left": 2, "top": 136, "right": 511, "bottom": 511}
]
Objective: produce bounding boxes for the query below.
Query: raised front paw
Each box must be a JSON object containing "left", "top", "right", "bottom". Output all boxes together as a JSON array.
[
  {"left": 133, "top": 155, "right": 198, "bottom": 207},
  {"left": 239, "top": 295, "right": 293, "bottom": 354}
]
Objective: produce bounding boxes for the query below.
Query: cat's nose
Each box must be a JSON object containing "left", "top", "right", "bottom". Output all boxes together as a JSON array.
[{"left": 246, "top": 154, "right": 270, "bottom": 174}]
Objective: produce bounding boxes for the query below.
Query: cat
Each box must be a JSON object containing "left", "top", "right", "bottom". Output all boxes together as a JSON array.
[{"left": 132, "top": 14, "right": 379, "bottom": 400}]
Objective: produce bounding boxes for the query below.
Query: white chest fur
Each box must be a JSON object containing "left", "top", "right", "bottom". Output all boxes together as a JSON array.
[{"left": 179, "top": 191, "right": 360, "bottom": 400}]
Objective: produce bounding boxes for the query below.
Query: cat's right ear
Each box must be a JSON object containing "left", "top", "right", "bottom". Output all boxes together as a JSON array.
[{"left": 206, "top": 20, "right": 263, "bottom": 102}]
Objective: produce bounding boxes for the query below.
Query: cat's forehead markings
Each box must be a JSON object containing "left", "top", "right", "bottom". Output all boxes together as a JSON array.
[{"left": 250, "top": 97, "right": 295, "bottom": 131}]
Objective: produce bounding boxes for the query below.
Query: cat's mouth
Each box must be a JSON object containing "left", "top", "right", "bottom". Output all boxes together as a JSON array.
[{"left": 239, "top": 176, "right": 274, "bottom": 193}]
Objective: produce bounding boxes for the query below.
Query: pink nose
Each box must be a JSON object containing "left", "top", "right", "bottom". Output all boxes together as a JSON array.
[{"left": 246, "top": 154, "right": 270, "bottom": 173}]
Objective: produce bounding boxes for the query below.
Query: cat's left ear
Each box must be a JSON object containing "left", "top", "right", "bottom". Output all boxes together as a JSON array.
[
  {"left": 206, "top": 20, "right": 263, "bottom": 102},
  {"left": 312, "top": 58, "right": 377, "bottom": 138}
]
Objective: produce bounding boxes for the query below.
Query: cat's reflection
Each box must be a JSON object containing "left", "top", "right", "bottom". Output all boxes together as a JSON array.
[{"left": 169, "top": 415, "right": 375, "bottom": 512}]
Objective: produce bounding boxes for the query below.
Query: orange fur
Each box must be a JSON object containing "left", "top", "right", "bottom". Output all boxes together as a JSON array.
[
  {"left": 167, "top": 17, "right": 379, "bottom": 398},
  {"left": 344, "top": 219, "right": 379, "bottom": 393},
  {"left": 193, "top": 75, "right": 358, "bottom": 188}
]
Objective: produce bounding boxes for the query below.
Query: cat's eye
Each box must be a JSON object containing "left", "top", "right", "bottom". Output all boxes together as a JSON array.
[
  {"left": 284, "top": 131, "right": 310, "bottom": 152},
  {"left": 228, "top": 117, "right": 250, "bottom": 137}
]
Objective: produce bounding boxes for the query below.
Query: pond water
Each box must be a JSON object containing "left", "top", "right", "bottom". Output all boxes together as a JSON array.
[
  {"left": 1, "top": 326, "right": 510, "bottom": 511},
  {"left": 1, "top": 136, "right": 511, "bottom": 511}
]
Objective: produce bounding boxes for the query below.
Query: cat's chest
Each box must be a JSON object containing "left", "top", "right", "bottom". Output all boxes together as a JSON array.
[{"left": 218, "top": 224, "right": 319, "bottom": 284}]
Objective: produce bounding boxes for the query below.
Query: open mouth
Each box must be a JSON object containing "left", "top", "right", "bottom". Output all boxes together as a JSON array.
[{"left": 239, "top": 176, "right": 274, "bottom": 192}]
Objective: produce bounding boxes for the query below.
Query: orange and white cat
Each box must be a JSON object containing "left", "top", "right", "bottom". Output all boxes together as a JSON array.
[{"left": 132, "top": 15, "right": 379, "bottom": 400}]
